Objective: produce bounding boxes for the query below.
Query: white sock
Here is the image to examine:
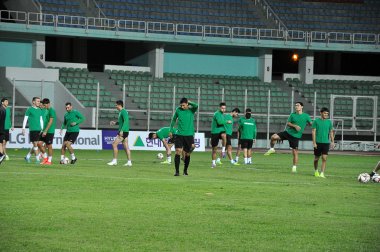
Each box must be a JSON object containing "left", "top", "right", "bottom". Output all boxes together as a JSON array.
[
  {"left": 248, "top": 157, "right": 252, "bottom": 163},
  {"left": 112, "top": 159, "right": 117, "bottom": 163},
  {"left": 168, "top": 156, "right": 171, "bottom": 162},
  {"left": 216, "top": 158, "right": 220, "bottom": 162},
  {"left": 35, "top": 154, "right": 40, "bottom": 161},
  {"left": 270, "top": 148, "right": 275, "bottom": 151},
  {"left": 60, "top": 155, "right": 65, "bottom": 160},
  {"left": 48, "top": 156, "right": 52, "bottom": 162},
  {"left": 292, "top": 165, "right": 297, "bottom": 169},
  {"left": 26, "top": 153, "right": 31, "bottom": 159},
  {"left": 235, "top": 156, "right": 239, "bottom": 161},
  {"left": 230, "top": 159, "right": 235, "bottom": 164},
  {"left": 244, "top": 158, "right": 248, "bottom": 164},
  {"left": 71, "top": 153, "right": 76, "bottom": 160},
  {"left": 127, "top": 160, "right": 132, "bottom": 164},
  {"left": 43, "top": 153, "right": 48, "bottom": 158},
  {"left": 222, "top": 147, "right": 226, "bottom": 152},
  {"left": 212, "top": 160, "right": 216, "bottom": 165}
]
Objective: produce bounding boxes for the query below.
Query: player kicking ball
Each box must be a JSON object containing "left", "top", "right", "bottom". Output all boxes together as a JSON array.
[
  {"left": 264, "top": 102, "right": 312, "bottom": 173},
  {"left": 148, "top": 127, "right": 177, "bottom": 164}
]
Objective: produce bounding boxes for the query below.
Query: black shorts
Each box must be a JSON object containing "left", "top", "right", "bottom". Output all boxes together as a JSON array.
[
  {"left": 29, "top": 130, "right": 41, "bottom": 143},
  {"left": 277, "top": 131, "right": 299, "bottom": 149},
  {"left": 240, "top": 139, "right": 253, "bottom": 149},
  {"left": 175, "top": 135, "right": 194, "bottom": 153},
  {"left": 226, "top": 134, "right": 232, "bottom": 146},
  {"left": 314, "top": 143, "right": 330, "bottom": 156},
  {"left": 119, "top": 131, "right": 129, "bottom": 140},
  {"left": 40, "top": 133, "right": 54, "bottom": 145},
  {"left": 211, "top": 132, "right": 225, "bottom": 147},
  {"left": 0, "top": 132, "right": 5, "bottom": 142},
  {"left": 64, "top": 132, "right": 79, "bottom": 143},
  {"left": 4, "top": 130, "right": 10, "bottom": 142}
]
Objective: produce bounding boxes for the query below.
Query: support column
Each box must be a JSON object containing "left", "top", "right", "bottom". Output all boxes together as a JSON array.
[
  {"left": 258, "top": 50, "right": 272, "bottom": 83},
  {"left": 148, "top": 47, "right": 164, "bottom": 78},
  {"left": 32, "top": 41, "right": 46, "bottom": 67},
  {"left": 299, "top": 53, "right": 314, "bottom": 84}
]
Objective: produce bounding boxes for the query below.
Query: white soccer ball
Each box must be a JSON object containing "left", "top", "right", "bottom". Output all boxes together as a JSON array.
[
  {"left": 157, "top": 153, "right": 164, "bottom": 160},
  {"left": 358, "top": 173, "right": 371, "bottom": 183},
  {"left": 60, "top": 157, "right": 70, "bottom": 165},
  {"left": 372, "top": 174, "right": 380, "bottom": 183}
]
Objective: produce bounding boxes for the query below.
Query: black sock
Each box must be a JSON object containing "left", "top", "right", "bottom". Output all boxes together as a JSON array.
[
  {"left": 184, "top": 155, "right": 190, "bottom": 170},
  {"left": 175, "top": 154, "right": 180, "bottom": 173}
]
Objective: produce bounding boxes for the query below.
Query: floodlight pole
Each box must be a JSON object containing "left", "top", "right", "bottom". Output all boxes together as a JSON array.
[
  {"left": 196, "top": 86, "right": 200, "bottom": 132},
  {"left": 12, "top": 78, "right": 16, "bottom": 128},
  {"left": 147, "top": 84, "right": 151, "bottom": 131},
  {"left": 266, "top": 89, "right": 271, "bottom": 148},
  {"left": 95, "top": 82, "right": 100, "bottom": 130}
]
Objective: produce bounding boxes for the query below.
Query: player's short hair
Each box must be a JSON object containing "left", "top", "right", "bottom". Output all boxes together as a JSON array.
[
  {"left": 42, "top": 98, "right": 50, "bottom": 104},
  {"left": 295, "top": 101, "right": 304, "bottom": 106},
  {"left": 32, "top": 97, "right": 40, "bottom": 102},
  {"left": 219, "top": 102, "right": 226, "bottom": 107},
  {"left": 1, "top": 98, "right": 8, "bottom": 103},
  {"left": 116, "top": 100, "right": 123, "bottom": 106},
  {"left": 148, "top": 132, "right": 155, "bottom": 139},
  {"left": 232, "top": 108, "right": 240, "bottom": 113},
  {"left": 180, "top": 97, "right": 188, "bottom": 104},
  {"left": 320, "top": 107, "right": 329, "bottom": 113},
  {"left": 65, "top": 102, "right": 72, "bottom": 107},
  {"left": 245, "top": 108, "right": 252, "bottom": 119}
]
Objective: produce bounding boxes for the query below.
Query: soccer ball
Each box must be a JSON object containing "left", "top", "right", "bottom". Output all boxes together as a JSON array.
[
  {"left": 157, "top": 153, "right": 164, "bottom": 160},
  {"left": 358, "top": 173, "right": 370, "bottom": 183},
  {"left": 372, "top": 174, "right": 380, "bottom": 183},
  {"left": 60, "top": 157, "right": 70, "bottom": 165}
]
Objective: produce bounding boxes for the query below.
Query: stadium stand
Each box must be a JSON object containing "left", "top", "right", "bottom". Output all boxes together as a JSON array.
[
  {"left": 104, "top": 70, "right": 295, "bottom": 131},
  {"left": 267, "top": 0, "right": 380, "bottom": 33},
  {"left": 98, "top": 0, "right": 270, "bottom": 28},
  {"left": 58, "top": 67, "right": 117, "bottom": 108},
  {"left": 38, "top": 0, "right": 85, "bottom": 16},
  {"left": 287, "top": 78, "right": 380, "bottom": 131}
]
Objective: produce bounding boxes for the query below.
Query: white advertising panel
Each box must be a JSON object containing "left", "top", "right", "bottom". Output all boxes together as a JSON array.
[
  {"left": 6, "top": 128, "right": 102, "bottom": 150},
  {"left": 102, "top": 130, "right": 205, "bottom": 151}
]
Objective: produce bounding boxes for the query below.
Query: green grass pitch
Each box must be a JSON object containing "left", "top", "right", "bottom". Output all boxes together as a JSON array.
[{"left": 0, "top": 149, "right": 379, "bottom": 251}]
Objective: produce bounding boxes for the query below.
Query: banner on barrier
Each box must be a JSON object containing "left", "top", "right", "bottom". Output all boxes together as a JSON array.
[
  {"left": 6, "top": 129, "right": 205, "bottom": 151},
  {"left": 102, "top": 130, "right": 205, "bottom": 151},
  {"left": 6, "top": 128, "right": 102, "bottom": 150}
]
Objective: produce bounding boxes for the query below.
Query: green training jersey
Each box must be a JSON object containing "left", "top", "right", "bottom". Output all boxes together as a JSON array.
[
  {"left": 170, "top": 101, "right": 198, "bottom": 136},
  {"left": 286, "top": 112, "right": 312, "bottom": 139},
  {"left": 25, "top": 107, "right": 42, "bottom": 131},
  {"left": 224, "top": 113, "right": 234, "bottom": 135},
  {"left": 156, "top": 127, "right": 170, "bottom": 140},
  {"left": 41, "top": 108, "right": 48, "bottom": 124},
  {"left": 118, "top": 109, "right": 129, "bottom": 132},
  {"left": 5, "top": 107, "right": 12, "bottom": 130},
  {"left": 44, "top": 107, "right": 57, "bottom": 134},
  {"left": 238, "top": 117, "right": 257, "bottom": 140},
  {"left": 312, "top": 118, "right": 333, "bottom": 144},
  {"left": 211, "top": 110, "right": 228, "bottom": 134},
  {"left": 61, "top": 110, "right": 85, "bottom": 132}
]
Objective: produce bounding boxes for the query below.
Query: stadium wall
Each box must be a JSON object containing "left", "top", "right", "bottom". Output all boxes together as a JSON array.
[
  {"left": 0, "top": 40, "right": 32, "bottom": 68},
  {"left": 164, "top": 52, "right": 258, "bottom": 76}
]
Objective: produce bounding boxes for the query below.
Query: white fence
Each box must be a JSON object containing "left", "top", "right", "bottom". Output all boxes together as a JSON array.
[{"left": 0, "top": 10, "right": 379, "bottom": 47}]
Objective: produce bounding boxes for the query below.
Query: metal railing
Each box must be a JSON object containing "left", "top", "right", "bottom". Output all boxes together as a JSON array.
[{"left": 0, "top": 10, "right": 379, "bottom": 48}]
